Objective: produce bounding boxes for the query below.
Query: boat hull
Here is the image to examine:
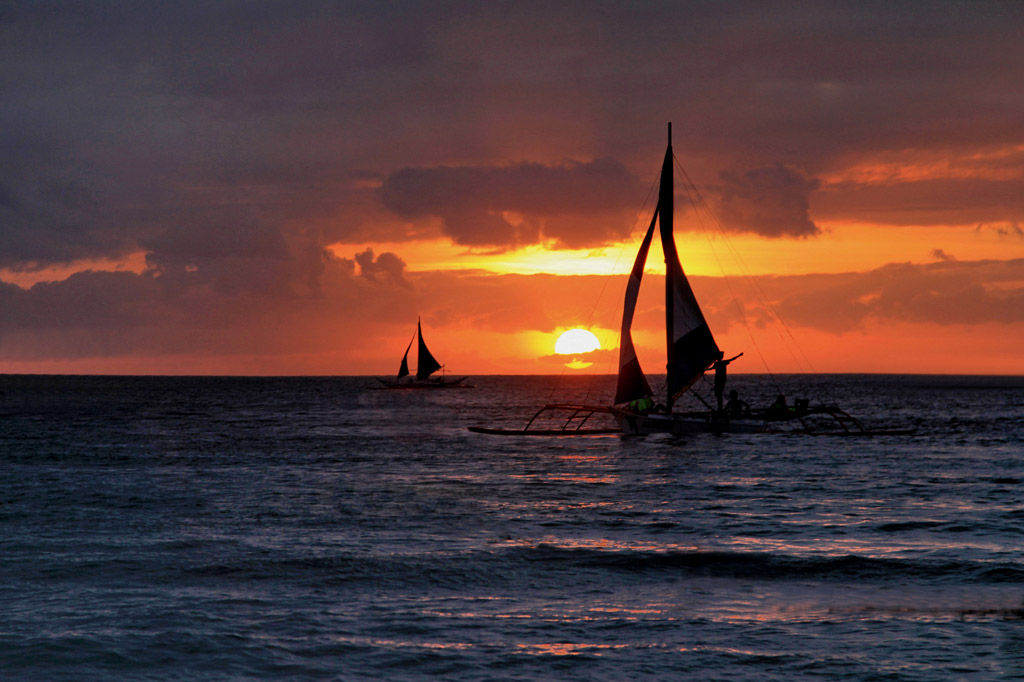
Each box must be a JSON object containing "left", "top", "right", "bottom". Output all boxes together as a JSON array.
[
  {"left": 613, "top": 408, "right": 914, "bottom": 437},
  {"left": 615, "top": 410, "right": 765, "bottom": 435},
  {"left": 375, "top": 377, "right": 472, "bottom": 389},
  {"left": 467, "top": 426, "right": 619, "bottom": 436}
]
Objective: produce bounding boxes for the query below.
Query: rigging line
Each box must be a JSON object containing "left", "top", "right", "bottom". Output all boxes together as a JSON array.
[
  {"left": 685, "top": 185, "right": 804, "bottom": 380},
  {"left": 546, "top": 168, "right": 662, "bottom": 406},
  {"left": 681, "top": 177, "right": 829, "bottom": 398},
  {"left": 672, "top": 155, "right": 784, "bottom": 395},
  {"left": 688, "top": 374, "right": 716, "bottom": 410},
  {"left": 672, "top": 156, "right": 823, "bottom": 381},
  {"left": 681, "top": 164, "right": 815, "bottom": 374},
  {"left": 673, "top": 157, "right": 840, "bottom": 406},
  {"left": 679, "top": 181, "right": 806, "bottom": 390}
]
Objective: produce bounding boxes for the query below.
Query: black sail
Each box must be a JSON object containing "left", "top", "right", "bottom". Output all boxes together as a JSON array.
[
  {"left": 659, "top": 124, "right": 721, "bottom": 406},
  {"left": 397, "top": 339, "right": 412, "bottom": 379},
  {"left": 415, "top": 318, "right": 442, "bottom": 380},
  {"left": 614, "top": 208, "right": 657, "bottom": 405}
]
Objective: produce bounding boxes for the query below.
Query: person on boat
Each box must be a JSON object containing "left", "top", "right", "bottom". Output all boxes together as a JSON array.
[
  {"left": 724, "top": 390, "right": 749, "bottom": 418},
  {"left": 628, "top": 396, "right": 655, "bottom": 413},
  {"left": 765, "top": 394, "right": 794, "bottom": 420},
  {"left": 712, "top": 351, "right": 743, "bottom": 411}
]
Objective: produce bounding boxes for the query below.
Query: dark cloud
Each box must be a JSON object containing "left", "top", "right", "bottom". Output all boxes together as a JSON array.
[
  {"left": 713, "top": 165, "right": 821, "bottom": 238},
  {"left": 0, "top": 271, "right": 162, "bottom": 333},
  {"left": 2, "top": 0, "right": 1023, "bottom": 271},
  {"left": 2, "top": 0, "right": 1024, "bottom": 372},
  {"left": 0, "top": 158, "right": 132, "bottom": 268},
  {"left": 380, "top": 159, "right": 642, "bottom": 248},
  {"left": 0, "top": 182, "right": 21, "bottom": 211},
  {"left": 759, "top": 259, "right": 1024, "bottom": 332},
  {"left": 976, "top": 222, "right": 1024, "bottom": 239},
  {"left": 0, "top": 247, "right": 419, "bottom": 362},
  {"left": 351, "top": 248, "right": 412, "bottom": 288},
  {"left": 814, "top": 177, "right": 1024, "bottom": 226}
]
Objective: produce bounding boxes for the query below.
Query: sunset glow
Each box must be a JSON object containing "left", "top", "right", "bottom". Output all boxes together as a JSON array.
[{"left": 1, "top": 4, "right": 1022, "bottom": 376}]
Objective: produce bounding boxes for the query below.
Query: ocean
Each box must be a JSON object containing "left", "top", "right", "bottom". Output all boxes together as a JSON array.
[{"left": 1, "top": 373, "right": 1022, "bottom": 681}]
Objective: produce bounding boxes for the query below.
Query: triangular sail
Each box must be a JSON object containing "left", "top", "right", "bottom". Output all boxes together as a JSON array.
[
  {"left": 397, "top": 337, "right": 413, "bottom": 379},
  {"left": 614, "top": 209, "right": 657, "bottom": 405},
  {"left": 415, "top": 318, "right": 442, "bottom": 380},
  {"left": 660, "top": 124, "right": 721, "bottom": 407}
]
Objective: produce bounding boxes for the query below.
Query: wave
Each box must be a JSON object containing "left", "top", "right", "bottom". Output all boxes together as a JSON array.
[
  {"left": 513, "top": 544, "right": 1024, "bottom": 585},
  {"left": 21, "top": 539, "right": 1022, "bottom": 591}
]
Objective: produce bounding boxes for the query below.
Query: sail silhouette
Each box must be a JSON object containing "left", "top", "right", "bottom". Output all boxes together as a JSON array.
[
  {"left": 414, "top": 318, "right": 442, "bottom": 380},
  {"left": 467, "top": 125, "right": 911, "bottom": 436},
  {"left": 379, "top": 318, "right": 470, "bottom": 389},
  {"left": 616, "top": 123, "right": 720, "bottom": 409}
]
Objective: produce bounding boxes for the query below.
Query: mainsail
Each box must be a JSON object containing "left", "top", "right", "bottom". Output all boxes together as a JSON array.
[
  {"left": 415, "top": 318, "right": 442, "bottom": 380},
  {"left": 615, "top": 123, "right": 721, "bottom": 408},
  {"left": 659, "top": 124, "right": 720, "bottom": 406}
]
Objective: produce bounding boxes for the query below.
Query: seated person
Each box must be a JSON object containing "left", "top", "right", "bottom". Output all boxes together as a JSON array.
[
  {"left": 764, "top": 394, "right": 795, "bottom": 420},
  {"left": 627, "top": 396, "right": 655, "bottom": 413},
  {"left": 724, "top": 390, "right": 749, "bottom": 417}
]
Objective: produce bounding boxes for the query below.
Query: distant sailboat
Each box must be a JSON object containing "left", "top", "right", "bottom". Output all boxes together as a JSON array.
[
  {"left": 469, "top": 124, "right": 910, "bottom": 436},
  {"left": 378, "top": 318, "right": 471, "bottom": 389}
]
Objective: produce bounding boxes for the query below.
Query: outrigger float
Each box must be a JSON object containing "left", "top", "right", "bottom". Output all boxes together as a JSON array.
[
  {"left": 468, "top": 404, "right": 620, "bottom": 436},
  {"left": 468, "top": 402, "right": 912, "bottom": 437}
]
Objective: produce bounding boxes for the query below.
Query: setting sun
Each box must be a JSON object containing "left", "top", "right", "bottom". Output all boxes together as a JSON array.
[{"left": 554, "top": 329, "right": 601, "bottom": 355}]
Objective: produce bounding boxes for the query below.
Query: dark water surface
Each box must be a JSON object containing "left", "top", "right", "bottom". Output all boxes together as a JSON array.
[{"left": 1, "top": 374, "right": 1023, "bottom": 681}]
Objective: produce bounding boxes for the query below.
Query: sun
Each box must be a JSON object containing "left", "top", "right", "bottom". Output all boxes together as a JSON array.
[{"left": 555, "top": 328, "right": 601, "bottom": 355}]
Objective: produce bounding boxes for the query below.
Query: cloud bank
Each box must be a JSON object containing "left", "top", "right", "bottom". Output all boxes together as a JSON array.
[{"left": 2, "top": 1, "right": 1023, "bottom": 373}]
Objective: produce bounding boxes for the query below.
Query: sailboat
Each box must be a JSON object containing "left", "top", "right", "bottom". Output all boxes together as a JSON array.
[
  {"left": 377, "top": 318, "right": 471, "bottom": 389},
  {"left": 610, "top": 122, "right": 747, "bottom": 434},
  {"left": 469, "top": 124, "right": 911, "bottom": 436},
  {"left": 611, "top": 124, "right": 915, "bottom": 435}
]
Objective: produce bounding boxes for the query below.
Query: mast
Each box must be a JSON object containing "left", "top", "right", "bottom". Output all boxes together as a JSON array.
[
  {"left": 659, "top": 123, "right": 721, "bottom": 407},
  {"left": 661, "top": 123, "right": 675, "bottom": 407}
]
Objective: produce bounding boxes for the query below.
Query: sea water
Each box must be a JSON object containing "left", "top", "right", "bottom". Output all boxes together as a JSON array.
[{"left": 1, "top": 374, "right": 1022, "bottom": 681}]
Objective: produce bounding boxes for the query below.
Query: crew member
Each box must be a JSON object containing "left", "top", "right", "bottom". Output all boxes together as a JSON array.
[{"left": 712, "top": 352, "right": 743, "bottom": 411}]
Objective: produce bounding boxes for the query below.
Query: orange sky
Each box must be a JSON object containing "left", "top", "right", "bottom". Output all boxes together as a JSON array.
[{"left": 1, "top": 3, "right": 1023, "bottom": 376}]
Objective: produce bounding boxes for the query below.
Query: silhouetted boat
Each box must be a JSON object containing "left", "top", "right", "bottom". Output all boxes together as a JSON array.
[
  {"left": 377, "top": 318, "right": 471, "bottom": 389},
  {"left": 469, "top": 124, "right": 910, "bottom": 436}
]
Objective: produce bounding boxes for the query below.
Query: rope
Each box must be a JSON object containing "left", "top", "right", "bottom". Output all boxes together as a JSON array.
[
  {"left": 671, "top": 154, "right": 838, "bottom": 405},
  {"left": 673, "top": 156, "right": 783, "bottom": 396}
]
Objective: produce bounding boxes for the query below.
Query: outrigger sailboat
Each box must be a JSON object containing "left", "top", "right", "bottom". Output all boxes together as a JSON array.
[
  {"left": 469, "top": 124, "right": 911, "bottom": 436},
  {"left": 377, "top": 318, "right": 471, "bottom": 389}
]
